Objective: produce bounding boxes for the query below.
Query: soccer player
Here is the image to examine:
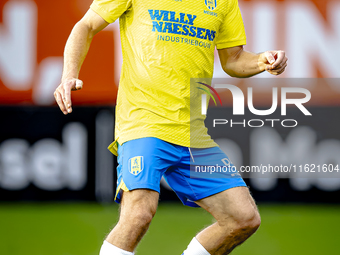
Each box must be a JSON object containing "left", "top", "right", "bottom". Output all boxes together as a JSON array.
[{"left": 54, "top": 0, "right": 287, "bottom": 254}]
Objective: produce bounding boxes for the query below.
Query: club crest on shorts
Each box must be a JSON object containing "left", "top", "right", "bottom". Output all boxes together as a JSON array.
[
  {"left": 129, "top": 156, "right": 144, "bottom": 175},
  {"left": 205, "top": 0, "right": 217, "bottom": 11}
]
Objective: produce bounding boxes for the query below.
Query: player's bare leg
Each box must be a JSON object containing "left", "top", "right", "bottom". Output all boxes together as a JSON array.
[
  {"left": 183, "top": 187, "right": 261, "bottom": 255},
  {"left": 101, "top": 189, "right": 159, "bottom": 254}
]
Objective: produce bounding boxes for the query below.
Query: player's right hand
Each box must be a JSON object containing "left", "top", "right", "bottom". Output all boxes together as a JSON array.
[{"left": 54, "top": 78, "right": 83, "bottom": 115}]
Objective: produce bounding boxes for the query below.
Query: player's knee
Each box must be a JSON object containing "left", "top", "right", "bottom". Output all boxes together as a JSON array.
[
  {"left": 232, "top": 208, "right": 261, "bottom": 234},
  {"left": 119, "top": 189, "right": 158, "bottom": 228},
  {"left": 118, "top": 208, "right": 155, "bottom": 231},
  {"left": 120, "top": 203, "right": 156, "bottom": 229},
  {"left": 244, "top": 210, "right": 261, "bottom": 233},
  {"left": 134, "top": 208, "right": 155, "bottom": 227},
  {"left": 218, "top": 207, "right": 261, "bottom": 235}
]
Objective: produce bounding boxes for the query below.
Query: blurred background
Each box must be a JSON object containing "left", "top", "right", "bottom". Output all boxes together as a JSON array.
[{"left": 0, "top": 0, "right": 339, "bottom": 254}]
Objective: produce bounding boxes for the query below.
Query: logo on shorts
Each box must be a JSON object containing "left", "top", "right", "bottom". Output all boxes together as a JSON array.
[
  {"left": 205, "top": 0, "right": 217, "bottom": 11},
  {"left": 129, "top": 156, "right": 144, "bottom": 176}
]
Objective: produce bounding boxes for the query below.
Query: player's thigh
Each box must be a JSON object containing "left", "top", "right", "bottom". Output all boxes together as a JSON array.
[
  {"left": 195, "top": 187, "right": 259, "bottom": 224},
  {"left": 119, "top": 189, "right": 159, "bottom": 223}
]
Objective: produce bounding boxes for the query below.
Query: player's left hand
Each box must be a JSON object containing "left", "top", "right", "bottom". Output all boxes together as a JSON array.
[{"left": 258, "top": 50, "right": 288, "bottom": 75}]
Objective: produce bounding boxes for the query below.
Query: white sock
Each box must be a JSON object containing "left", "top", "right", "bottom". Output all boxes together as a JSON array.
[
  {"left": 183, "top": 237, "right": 210, "bottom": 255},
  {"left": 99, "top": 240, "right": 134, "bottom": 255}
]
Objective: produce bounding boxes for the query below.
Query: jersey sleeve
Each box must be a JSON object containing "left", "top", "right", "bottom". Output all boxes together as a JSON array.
[
  {"left": 90, "top": 0, "right": 132, "bottom": 24},
  {"left": 215, "top": 0, "right": 247, "bottom": 49}
]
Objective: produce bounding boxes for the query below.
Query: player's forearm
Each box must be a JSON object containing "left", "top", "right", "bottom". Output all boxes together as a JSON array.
[
  {"left": 61, "top": 21, "right": 95, "bottom": 82},
  {"left": 222, "top": 50, "right": 265, "bottom": 78}
]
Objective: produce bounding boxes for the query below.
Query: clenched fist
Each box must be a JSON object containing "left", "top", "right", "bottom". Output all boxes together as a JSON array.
[{"left": 258, "top": 50, "right": 288, "bottom": 76}]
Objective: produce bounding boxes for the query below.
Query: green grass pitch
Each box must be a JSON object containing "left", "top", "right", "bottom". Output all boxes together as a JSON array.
[{"left": 0, "top": 202, "right": 339, "bottom": 255}]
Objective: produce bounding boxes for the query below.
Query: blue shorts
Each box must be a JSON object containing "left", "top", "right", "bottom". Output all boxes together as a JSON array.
[{"left": 115, "top": 137, "right": 246, "bottom": 207}]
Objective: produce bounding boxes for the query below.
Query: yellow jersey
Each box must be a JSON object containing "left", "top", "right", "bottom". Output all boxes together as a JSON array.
[{"left": 90, "top": 0, "right": 246, "bottom": 155}]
